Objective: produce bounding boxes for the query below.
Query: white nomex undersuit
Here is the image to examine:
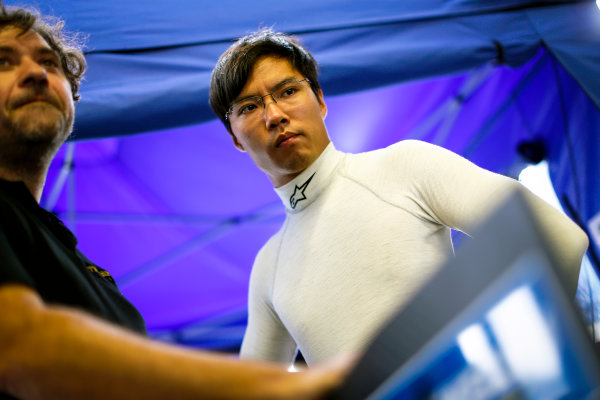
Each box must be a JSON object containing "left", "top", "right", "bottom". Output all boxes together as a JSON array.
[{"left": 240, "top": 140, "right": 588, "bottom": 366}]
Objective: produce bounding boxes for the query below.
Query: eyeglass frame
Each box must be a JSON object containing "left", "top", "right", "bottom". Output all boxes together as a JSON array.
[{"left": 225, "top": 78, "right": 312, "bottom": 122}]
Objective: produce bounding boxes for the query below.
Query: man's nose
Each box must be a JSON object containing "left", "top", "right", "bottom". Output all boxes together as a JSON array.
[
  {"left": 19, "top": 58, "right": 48, "bottom": 88},
  {"left": 263, "top": 94, "right": 288, "bottom": 129}
]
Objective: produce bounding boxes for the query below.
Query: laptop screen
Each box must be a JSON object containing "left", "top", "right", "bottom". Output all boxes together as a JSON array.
[{"left": 368, "top": 250, "right": 600, "bottom": 399}]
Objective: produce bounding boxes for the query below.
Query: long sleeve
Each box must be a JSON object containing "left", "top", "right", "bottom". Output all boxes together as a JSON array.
[
  {"left": 383, "top": 140, "right": 588, "bottom": 294},
  {"left": 241, "top": 238, "right": 298, "bottom": 364}
]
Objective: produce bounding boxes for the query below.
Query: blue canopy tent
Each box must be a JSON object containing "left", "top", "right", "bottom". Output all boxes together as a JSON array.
[{"left": 7, "top": 0, "right": 600, "bottom": 350}]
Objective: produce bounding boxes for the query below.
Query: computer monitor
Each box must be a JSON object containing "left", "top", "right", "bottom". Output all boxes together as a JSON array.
[{"left": 332, "top": 189, "right": 600, "bottom": 400}]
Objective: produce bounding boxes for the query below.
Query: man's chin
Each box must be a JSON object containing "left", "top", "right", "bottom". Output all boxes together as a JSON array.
[
  {"left": 11, "top": 110, "right": 73, "bottom": 144},
  {"left": 18, "top": 124, "right": 69, "bottom": 145}
]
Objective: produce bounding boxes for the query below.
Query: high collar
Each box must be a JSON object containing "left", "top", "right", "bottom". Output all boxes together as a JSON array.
[{"left": 274, "top": 143, "right": 343, "bottom": 213}]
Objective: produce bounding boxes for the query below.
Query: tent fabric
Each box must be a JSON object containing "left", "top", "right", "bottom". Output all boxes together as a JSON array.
[
  {"left": 3, "top": 0, "right": 599, "bottom": 349},
  {"left": 23, "top": 0, "right": 598, "bottom": 139},
  {"left": 38, "top": 0, "right": 580, "bottom": 52},
  {"left": 531, "top": 2, "right": 600, "bottom": 112}
]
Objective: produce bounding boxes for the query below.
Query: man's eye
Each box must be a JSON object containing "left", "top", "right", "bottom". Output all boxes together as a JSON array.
[
  {"left": 281, "top": 86, "right": 298, "bottom": 97},
  {"left": 239, "top": 103, "right": 259, "bottom": 115},
  {"left": 40, "top": 59, "right": 59, "bottom": 68},
  {"left": 0, "top": 57, "right": 11, "bottom": 66}
]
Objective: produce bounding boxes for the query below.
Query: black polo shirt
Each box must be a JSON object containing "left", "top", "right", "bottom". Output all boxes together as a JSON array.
[
  {"left": 0, "top": 179, "right": 148, "bottom": 399},
  {"left": 0, "top": 178, "right": 147, "bottom": 333}
]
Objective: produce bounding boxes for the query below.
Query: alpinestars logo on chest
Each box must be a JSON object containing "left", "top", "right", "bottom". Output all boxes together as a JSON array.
[{"left": 290, "top": 173, "right": 315, "bottom": 209}]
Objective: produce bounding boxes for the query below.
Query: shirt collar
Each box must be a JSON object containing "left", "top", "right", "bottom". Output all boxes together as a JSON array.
[
  {"left": 0, "top": 178, "right": 78, "bottom": 248},
  {"left": 0, "top": 178, "right": 37, "bottom": 206},
  {"left": 274, "top": 143, "right": 343, "bottom": 213}
]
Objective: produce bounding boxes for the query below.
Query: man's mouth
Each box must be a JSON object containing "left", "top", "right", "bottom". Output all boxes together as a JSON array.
[
  {"left": 11, "top": 94, "right": 61, "bottom": 111},
  {"left": 276, "top": 132, "right": 300, "bottom": 148}
]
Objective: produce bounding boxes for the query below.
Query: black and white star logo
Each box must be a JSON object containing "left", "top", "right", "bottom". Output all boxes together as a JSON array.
[{"left": 290, "top": 173, "right": 315, "bottom": 209}]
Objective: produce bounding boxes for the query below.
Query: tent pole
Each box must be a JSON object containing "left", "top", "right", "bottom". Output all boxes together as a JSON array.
[
  {"left": 432, "top": 62, "right": 497, "bottom": 146},
  {"left": 117, "top": 201, "right": 283, "bottom": 289},
  {"left": 43, "top": 142, "right": 76, "bottom": 212},
  {"left": 67, "top": 151, "right": 77, "bottom": 235}
]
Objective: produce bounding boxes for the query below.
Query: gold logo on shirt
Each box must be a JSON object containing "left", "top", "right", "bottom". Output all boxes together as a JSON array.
[{"left": 87, "top": 265, "right": 116, "bottom": 283}]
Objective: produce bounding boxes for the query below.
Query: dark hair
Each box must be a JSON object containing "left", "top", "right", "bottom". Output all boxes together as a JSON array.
[
  {"left": 209, "top": 29, "right": 321, "bottom": 132},
  {"left": 0, "top": 4, "right": 86, "bottom": 102}
]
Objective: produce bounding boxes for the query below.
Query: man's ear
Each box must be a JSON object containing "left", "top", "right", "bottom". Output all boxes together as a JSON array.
[
  {"left": 228, "top": 130, "right": 246, "bottom": 152},
  {"left": 317, "top": 89, "right": 327, "bottom": 119}
]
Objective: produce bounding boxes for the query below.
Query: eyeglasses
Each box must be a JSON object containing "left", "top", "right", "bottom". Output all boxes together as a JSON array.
[{"left": 226, "top": 78, "right": 312, "bottom": 122}]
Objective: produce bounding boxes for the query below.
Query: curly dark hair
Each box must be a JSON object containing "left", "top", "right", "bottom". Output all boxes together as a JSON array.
[
  {"left": 209, "top": 29, "right": 321, "bottom": 133},
  {"left": 0, "top": 4, "right": 86, "bottom": 102}
]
